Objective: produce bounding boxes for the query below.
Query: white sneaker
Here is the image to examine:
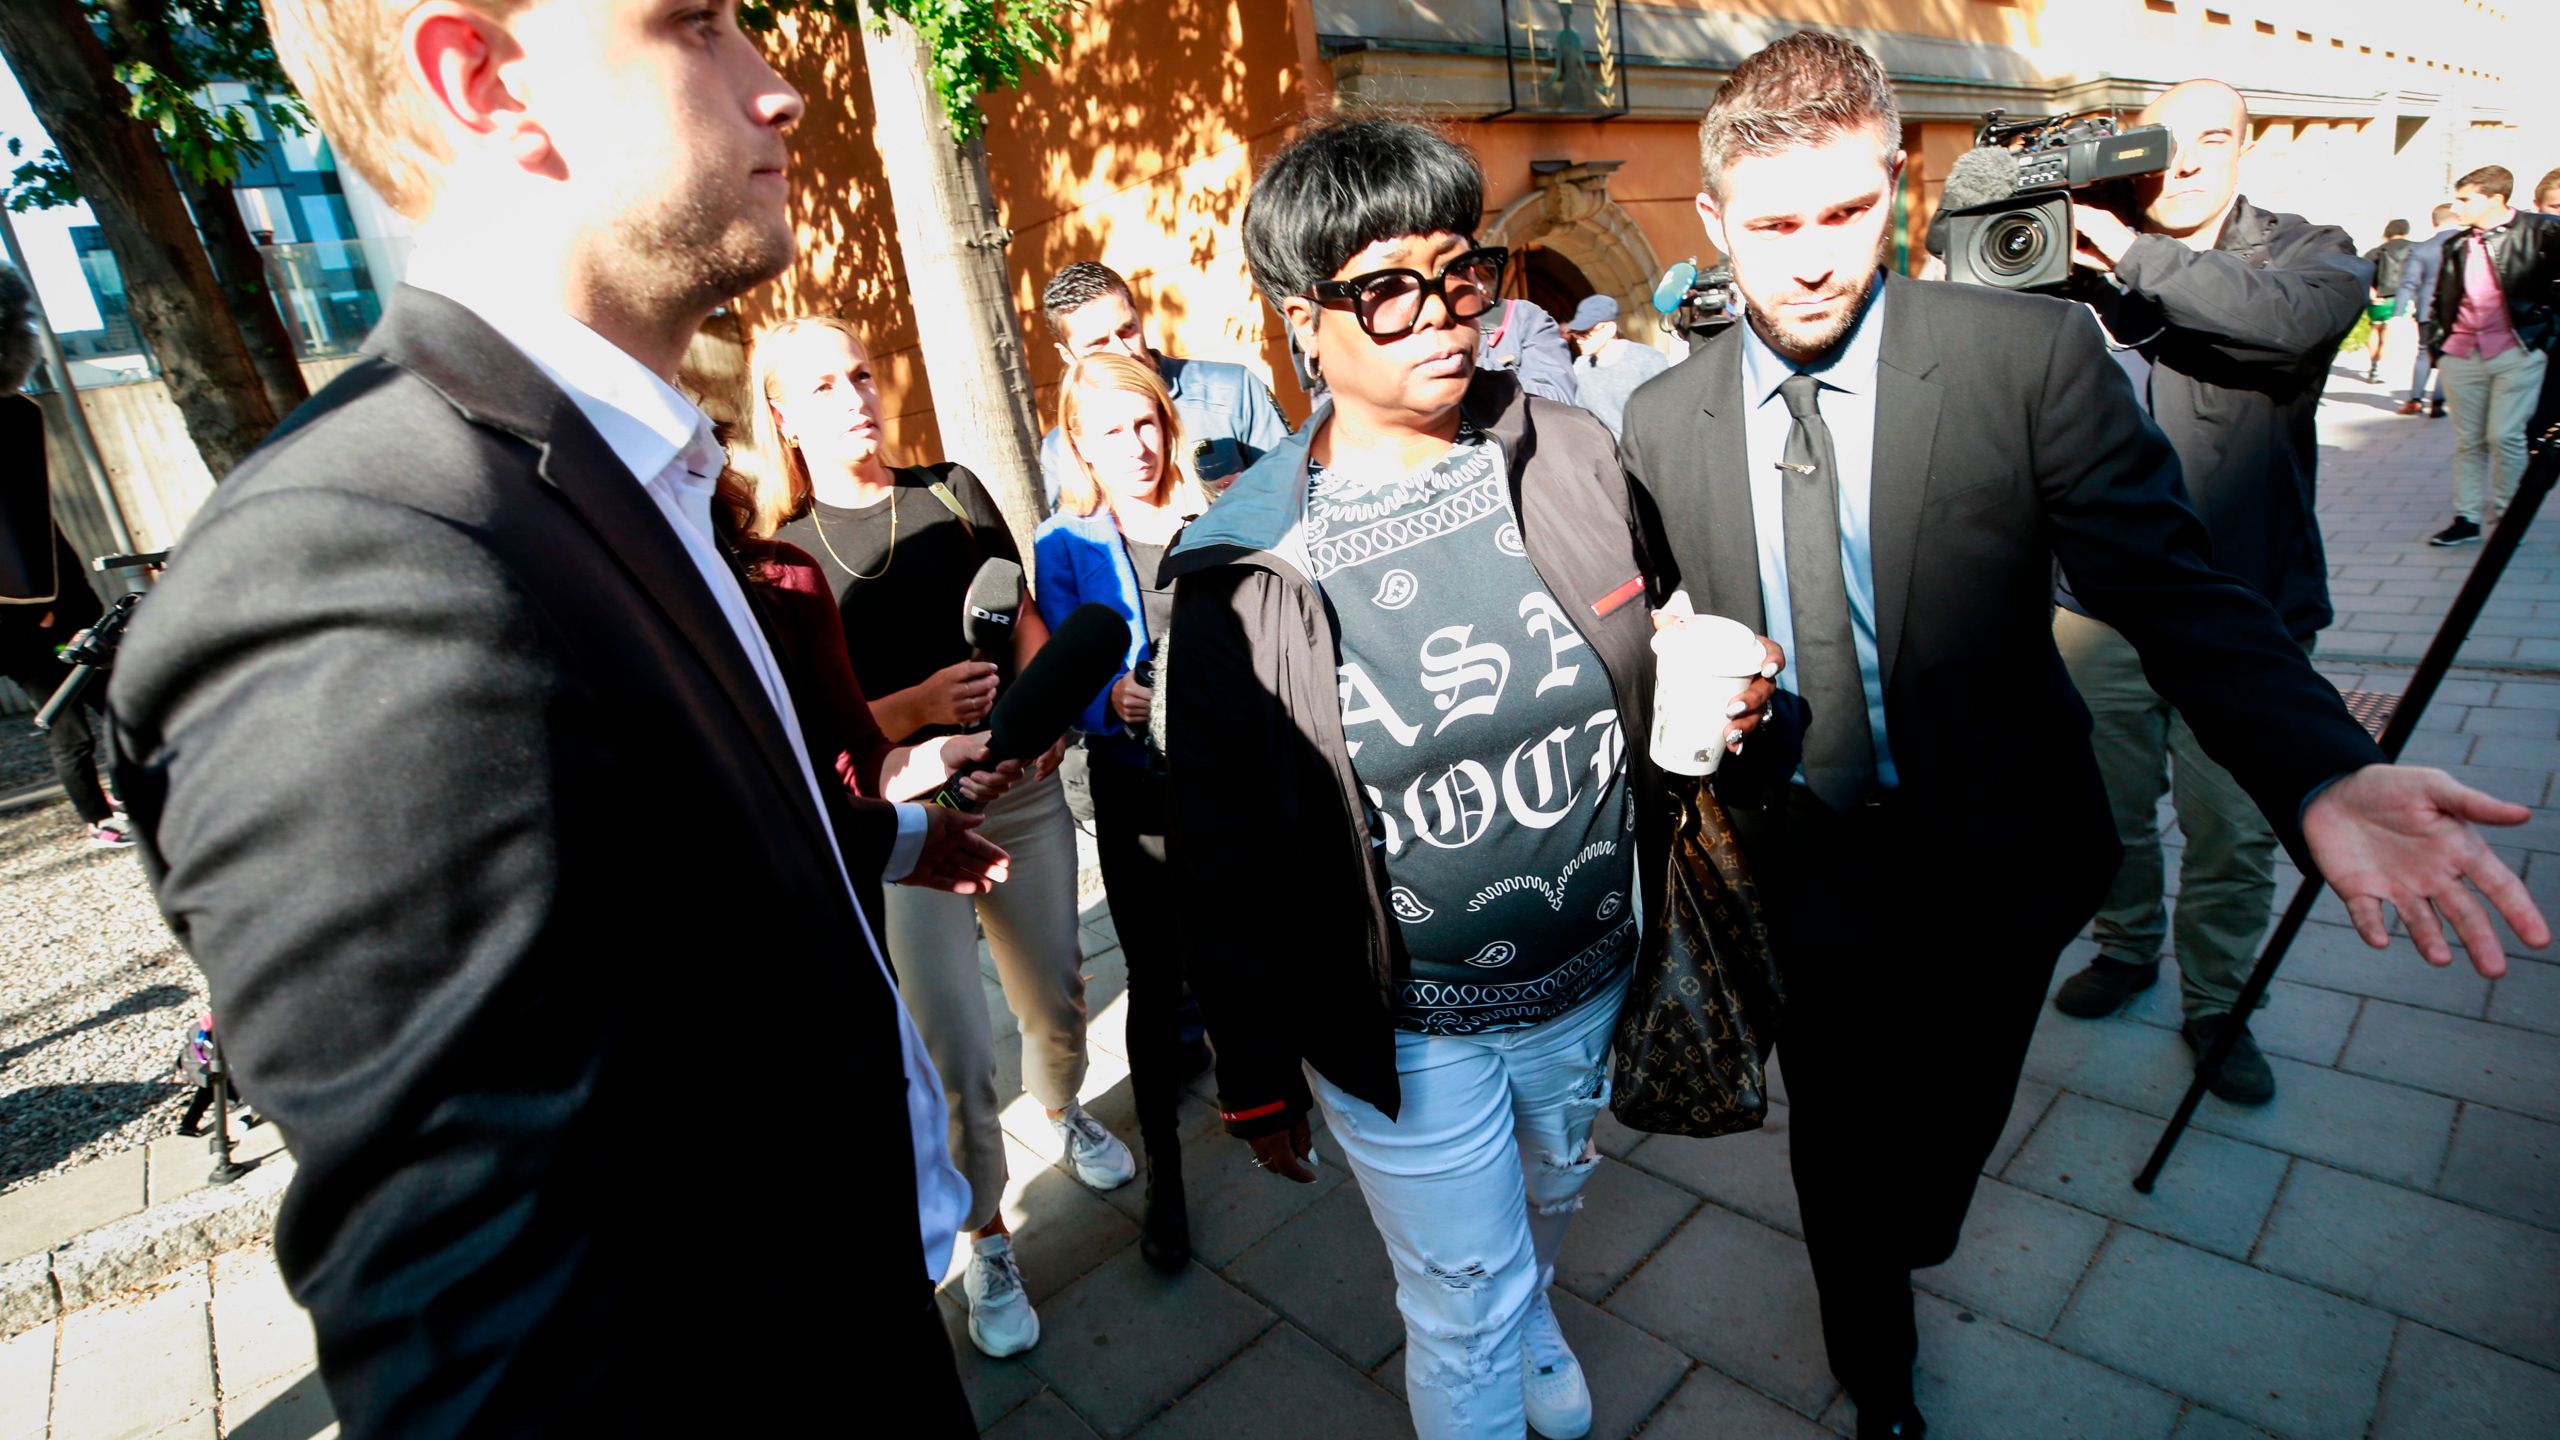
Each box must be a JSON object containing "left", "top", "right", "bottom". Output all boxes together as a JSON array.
[
  {"left": 1050, "top": 1102, "right": 1137, "bottom": 1191},
  {"left": 1522, "top": 1290, "right": 1592, "bottom": 1439},
  {"left": 963, "top": 1234, "right": 1040, "bottom": 1357}
]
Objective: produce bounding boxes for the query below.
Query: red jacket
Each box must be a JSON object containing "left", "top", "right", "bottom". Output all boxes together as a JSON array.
[{"left": 741, "top": 538, "right": 897, "bottom": 800}]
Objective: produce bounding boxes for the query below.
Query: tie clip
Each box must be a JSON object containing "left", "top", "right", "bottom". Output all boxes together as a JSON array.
[{"left": 1774, "top": 460, "right": 1815, "bottom": 474}]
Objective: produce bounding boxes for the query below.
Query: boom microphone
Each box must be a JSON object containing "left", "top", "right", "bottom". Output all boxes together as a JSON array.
[
  {"left": 1926, "top": 147, "right": 2020, "bottom": 258},
  {"left": 962, "top": 557, "right": 1024, "bottom": 678},
  {"left": 935, "top": 602, "right": 1132, "bottom": 811}
]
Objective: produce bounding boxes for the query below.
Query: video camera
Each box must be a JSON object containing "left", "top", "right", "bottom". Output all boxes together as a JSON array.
[
  {"left": 1650, "top": 258, "right": 1740, "bottom": 353},
  {"left": 1937, "top": 109, "right": 2172, "bottom": 291}
]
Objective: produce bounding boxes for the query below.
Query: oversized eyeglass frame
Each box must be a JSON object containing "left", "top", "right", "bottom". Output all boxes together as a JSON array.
[{"left": 1304, "top": 246, "right": 1510, "bottom": 341}]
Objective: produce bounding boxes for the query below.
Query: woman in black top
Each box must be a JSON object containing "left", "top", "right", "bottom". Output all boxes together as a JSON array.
[{"left": 748, "top": 317, "right": 1131, "bottom": 1361}]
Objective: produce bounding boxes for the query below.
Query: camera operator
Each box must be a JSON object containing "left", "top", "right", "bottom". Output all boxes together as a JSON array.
[{"left": 2045, "top": 79, "right": 2370, "bottom": 1106}]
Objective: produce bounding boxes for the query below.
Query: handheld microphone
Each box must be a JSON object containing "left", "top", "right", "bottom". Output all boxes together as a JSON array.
[
  {"left": 962, "top": 557, "right": 1024, "bottom": 679},
  {"left": 1927, "top": 147, "right": 2022, "bottom": 258},
  {"left": 935, "top": 602, "right": 1132, "bottom": 811},
  {"left": 1651, "top": 260, "right": 1698, "bottom": 316}
]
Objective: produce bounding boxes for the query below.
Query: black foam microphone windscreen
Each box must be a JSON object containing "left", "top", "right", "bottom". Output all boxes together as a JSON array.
[
  {"left": 985, "top": 602, "right": 1130, "bottom": 763},
  {"left": 962, "top": 557, "right": 1024, "bottom": 672},
  {"left": 938, "top": 602, "right": 1131, "bottom": 811},
  {"left": 1926, "top": 147, "right": 2022, "bottom": 258}
]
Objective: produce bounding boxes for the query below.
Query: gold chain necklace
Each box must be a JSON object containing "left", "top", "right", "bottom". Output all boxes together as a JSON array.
[{"left": 813, "top": 486, "right": 898, "bottom": 581}]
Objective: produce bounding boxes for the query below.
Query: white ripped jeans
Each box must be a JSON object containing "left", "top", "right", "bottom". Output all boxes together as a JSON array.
[{"left": 1311, "top": 968, "right": 1628, "bottom": 1440}]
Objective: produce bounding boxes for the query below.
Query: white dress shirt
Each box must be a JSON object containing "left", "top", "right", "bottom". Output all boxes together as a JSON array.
[
  {"left": 405, "top": 254, "right": 969, "bottom": 1280},
  {"left": 1737, "top": 282, "right": 1900, "bottom": 788}
]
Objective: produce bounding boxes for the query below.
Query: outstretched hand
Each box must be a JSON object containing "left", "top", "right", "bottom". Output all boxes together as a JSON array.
[
  {"left": 2302, "top": 765, "right": 2548, "bottom": 977},
  {"left": 902, "top": 805, "right": 1012, "bottom": 895}
]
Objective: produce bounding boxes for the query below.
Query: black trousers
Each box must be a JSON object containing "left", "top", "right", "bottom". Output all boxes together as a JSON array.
[
  {"left": 1087, "top": 751, "right": 1185, "bottom": 1147},
  {"left": 4, "top": 662, "right": 114, "bottom": 825},
  {"left": 1743, "top": 786, "right": 2063, "bottom": 1414}
]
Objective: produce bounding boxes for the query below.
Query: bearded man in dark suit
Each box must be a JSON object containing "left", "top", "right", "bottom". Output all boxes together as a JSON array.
[
  {"left": 1620, "top": 32, "right": 2548, "bottom": 1440},
  {"left": 107, "top": 2, "right": 1002, "bottom": 1433}
]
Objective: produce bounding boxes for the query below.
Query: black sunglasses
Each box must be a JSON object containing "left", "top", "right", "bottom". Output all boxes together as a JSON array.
[{"left": 1305, "top": 247, "right": 1510, "bottom": 340}]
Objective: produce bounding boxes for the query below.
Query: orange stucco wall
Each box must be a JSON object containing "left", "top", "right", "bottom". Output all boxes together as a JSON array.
[{"left": 736, "top": 0, "right": 1317, "bottom": 465}]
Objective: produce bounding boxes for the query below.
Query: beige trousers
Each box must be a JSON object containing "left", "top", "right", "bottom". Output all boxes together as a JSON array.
[{"left": 884, "top": 772, "right": 1091, "bottom": 1232}]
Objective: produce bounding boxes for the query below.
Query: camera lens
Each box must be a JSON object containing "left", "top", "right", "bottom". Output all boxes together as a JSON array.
[{"left": 1983, "top": 212, "right": 2048, "bottom": 276}]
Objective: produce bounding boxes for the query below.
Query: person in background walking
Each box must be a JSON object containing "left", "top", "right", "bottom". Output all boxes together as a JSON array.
[
  {"left": 1033, "top": 352, "right": 1216, "bottom": 1273},
  {"left": 2361, "top": 219, "right": 2413, "bottom": 384},
  {"left": 2395, "top": 202, "right": 2461, "bottom": 417},
  {"left": 1560, "top": 293, "right": 1670, "bottom": 439},
  {"left": 749, "top": 315, "right": 1133, "bottom": 1360},
  {"left": 2426, "top": 165, "right": 2560, "bottom": 547}
]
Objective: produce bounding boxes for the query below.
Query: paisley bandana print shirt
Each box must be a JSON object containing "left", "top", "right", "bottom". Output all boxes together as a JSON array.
[{"left": 1306, "top": 421, "right": 1637, "bottom": 1036}]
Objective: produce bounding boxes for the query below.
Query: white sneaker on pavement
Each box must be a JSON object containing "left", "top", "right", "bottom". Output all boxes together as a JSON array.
[
  {"left": 963, "top": 1233, "right": 1040, "bottom": 1358},
  {"left": 1050, "top": 1102, "right": 1137, "bottom": 1191},
  {"left": 1522, "top": 1289, "right": 1593, "bottom": 1439}
]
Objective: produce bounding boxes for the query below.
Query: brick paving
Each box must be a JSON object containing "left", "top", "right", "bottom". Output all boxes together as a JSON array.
[{"left": 5, "top": 353, "right": 2558, "bottom": 1438}]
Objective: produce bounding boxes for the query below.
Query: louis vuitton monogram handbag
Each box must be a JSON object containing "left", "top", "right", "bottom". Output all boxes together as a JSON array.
[{"left": 1609, "top": 781, "right": 1786, "bottom": 1138}]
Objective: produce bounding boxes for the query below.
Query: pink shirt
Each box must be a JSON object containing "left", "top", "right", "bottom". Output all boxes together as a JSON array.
[{"left": 2443, "top": 221, "right": 2522, "bottom": 360}]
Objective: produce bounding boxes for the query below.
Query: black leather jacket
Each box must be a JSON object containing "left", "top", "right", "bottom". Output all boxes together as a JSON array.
[{"left": 2426, "top": 209, "right": 2560, "bottom": 357}]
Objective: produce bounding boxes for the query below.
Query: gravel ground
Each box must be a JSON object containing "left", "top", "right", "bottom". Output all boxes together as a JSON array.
[{"left": 0, "top": 721, "right": 200, "bottom": 1196}]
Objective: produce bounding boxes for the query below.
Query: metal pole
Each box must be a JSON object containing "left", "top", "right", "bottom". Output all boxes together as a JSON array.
[
  {"left": 0, "top": 201, "right": 138, "bottom": 555},
  {"left": 2137, "top": 375, "right": 2560, "bottom": 1193}
]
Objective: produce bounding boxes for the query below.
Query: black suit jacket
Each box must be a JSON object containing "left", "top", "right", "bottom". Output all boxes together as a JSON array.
[
  {"left": 110, "top": 288, "right": 926, "bottom": 1436},
  {"left": 1621, "top": 274, "right": 2384, "bottom": 955}
]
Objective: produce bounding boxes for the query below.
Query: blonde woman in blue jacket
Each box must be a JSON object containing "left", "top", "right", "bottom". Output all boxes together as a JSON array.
[{"left": 1034, "top": 352, "right": 1213, "bottom": 1271}]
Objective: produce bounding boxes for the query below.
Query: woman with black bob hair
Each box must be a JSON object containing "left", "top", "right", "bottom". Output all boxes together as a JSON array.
[{"left": 1156, "top": 116, "right": 1780, "bottom": 1438}]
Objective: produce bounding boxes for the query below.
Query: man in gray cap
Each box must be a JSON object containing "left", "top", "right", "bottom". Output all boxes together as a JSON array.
[{"left": 1563, "top": 292, "right": 1669, "bottom": 437}]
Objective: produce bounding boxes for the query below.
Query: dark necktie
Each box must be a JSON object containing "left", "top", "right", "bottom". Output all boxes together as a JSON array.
[{"left": 1778, "top": 373, "right": 1876, "bottom": 812}]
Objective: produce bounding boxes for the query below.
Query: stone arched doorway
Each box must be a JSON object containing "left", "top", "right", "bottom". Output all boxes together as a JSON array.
[{"left": 1481, "top": 159, "right": 1671, "bottom": 348}]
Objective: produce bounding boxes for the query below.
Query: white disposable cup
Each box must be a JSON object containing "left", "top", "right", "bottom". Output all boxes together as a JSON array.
[{"left": 1650, "top": 614, "right": 1766, "bottom": 777}]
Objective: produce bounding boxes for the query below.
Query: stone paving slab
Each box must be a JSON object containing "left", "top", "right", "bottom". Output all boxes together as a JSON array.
[
  {"left": 1605, "top": 1203, "right": 1836, "bottom": 1418},
  {"left": 2369, "top": 1320, "right": 2560, "bottom": 1438},
  {"left": 51, "top": 1270, "right": 216, "bottom": 1440},
  {"left": 1019, "top": 1249, "right": 1273, "bottom": 1437},
  {"left": 1220, "top": 1182, "right": 1399, "bottom": 1373},
  {"left": 1643, "top": 1362, "right": 1838, "bottom": 1438},
  {"left": 1550, "top": 1289, "right": 1691, "bottom": 1440},
  {"left": 0, "top": 1145, "right": 143, "bottom": 1265},
  {"left": 1912, "top": 1176, "right": 2112, "bottom": 1337},
  {"left": 1853, "top": 1292, "right": 2184, "bottom": 1440},
  {"left": 2053, "top": 1226, "right": 2396, "bottom": 1439},
  {"left": 2434, "top": 1101, "right": 2560, "bottom": 1230},
  {"left": 1129, "top": 1323, "right": 1404, "bottom": 1440},
  {"left": 2253, "top": 1162, "right": 2560, "bottom": 1369},
  {"left": 2003, "top": 1093, "right": 2290, "bottom": 1261},
  {"left": 1553, "top": 1156, "right": 1696, "bottom": 1305},
  {"left": 0, "top": 1319, "right": 53, "bottom": 1440},
  {"left": 1619, "top": 1103, "right": 1803, "bottom": 1239},
  {"left": 2339, "top": 998, "right": 2560, "bottom": 1121}
]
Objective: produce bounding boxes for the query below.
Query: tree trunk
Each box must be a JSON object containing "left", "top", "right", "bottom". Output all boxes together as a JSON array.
[
  {"left": 856, "top": 9, "right": 1046, "bottom": 559},
  {"left": 181, "top": 173, "right": 311, "bottom": 423},
  {"left": 96, "top": 0, "right": 310, "bottom": 424},
  {"left": 0, "top": 0, "right": 280, "bottom": 480}
]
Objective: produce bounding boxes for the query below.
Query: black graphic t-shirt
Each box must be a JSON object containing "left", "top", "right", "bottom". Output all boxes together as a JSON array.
[
  {"left": 775, "top": 463, "right": 1017, "bottom": 743},
  {"left": 1307, "top": 422, "right": 1637, "bottom": 1036}
]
